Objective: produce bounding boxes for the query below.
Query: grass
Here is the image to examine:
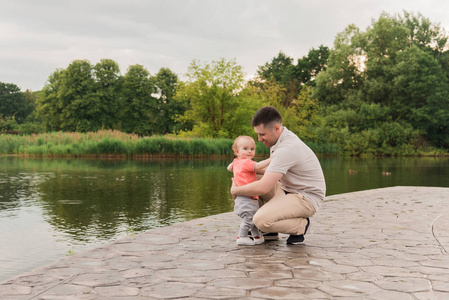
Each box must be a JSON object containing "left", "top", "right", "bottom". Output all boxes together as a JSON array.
[{"left": 0, "top": 130, "right": 342, "bottom": 157}]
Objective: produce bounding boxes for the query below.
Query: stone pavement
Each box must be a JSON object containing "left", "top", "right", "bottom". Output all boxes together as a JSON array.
[{"left": 1, "top": 186, "right": 449, "bottom": 299}]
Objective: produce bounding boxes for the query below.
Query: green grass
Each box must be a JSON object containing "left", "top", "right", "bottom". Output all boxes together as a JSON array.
[{"left": 0, "top": 130, "right": 344, "bottom": 157}]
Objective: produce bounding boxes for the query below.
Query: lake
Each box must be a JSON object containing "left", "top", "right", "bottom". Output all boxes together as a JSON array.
[{"left": 1, "top": 156, "right": 448, "bottom": 282}]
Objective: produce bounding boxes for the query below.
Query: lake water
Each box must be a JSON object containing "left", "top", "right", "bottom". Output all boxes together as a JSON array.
[{"left": 1, "top": 156, "right": 448, "bottom": 282}]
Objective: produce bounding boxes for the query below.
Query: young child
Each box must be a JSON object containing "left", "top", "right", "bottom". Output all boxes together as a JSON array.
[{"left": 227, "top": 136, "right": 271, "bottom": 246}]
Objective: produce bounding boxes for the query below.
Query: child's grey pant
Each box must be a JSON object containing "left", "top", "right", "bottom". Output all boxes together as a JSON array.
[{"left": 234, "top": 196, "right": 260, "bottom": 237}]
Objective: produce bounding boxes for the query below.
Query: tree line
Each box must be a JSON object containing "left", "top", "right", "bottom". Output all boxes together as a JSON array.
[{"left": 1, "top": 11, "right": 448, "bottom": 155}]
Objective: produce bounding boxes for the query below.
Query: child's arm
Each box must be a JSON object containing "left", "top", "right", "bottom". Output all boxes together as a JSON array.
[
  {"left": 227, "top": 162, "right": 233, "bottom": 172},
  {"left": 254, "top": 157, "right": 271, "bottom": 172}
]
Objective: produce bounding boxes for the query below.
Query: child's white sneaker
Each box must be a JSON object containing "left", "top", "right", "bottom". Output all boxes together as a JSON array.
[
  {"left": 253, "top": 235, "right": 265, "bottom": 245},
  {"left": 236, "top": 236, "right": 255, "bottom": 246}
]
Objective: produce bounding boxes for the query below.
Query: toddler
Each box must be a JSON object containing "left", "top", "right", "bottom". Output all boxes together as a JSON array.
[{"left": 228, "top": 136, "right": 270, "bottom": 245}]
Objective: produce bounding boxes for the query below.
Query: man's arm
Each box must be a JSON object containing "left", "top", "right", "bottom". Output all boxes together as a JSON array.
[{"left": 231, "top": 171, "right": 283, "bottom": 197}]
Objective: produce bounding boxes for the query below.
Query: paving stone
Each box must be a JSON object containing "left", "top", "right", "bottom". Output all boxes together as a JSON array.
[
  {"left": 319, "top": 280, "right": 380, "bottom": 295},
  {"left": 140, "top": 282, "right": 204, "bottom": 299},
  {"left": 210, "top": 277, "right": 272, "bottom": 289},
  {"left": 274, "top": 278, "right": 321, "bottom": 289},
  {"left": 432, "top": 280, "right": 449, "bottom": 292},
  {"left": 94, "top": 285, "right": 140, "bottom": 297},
  {"left": 367, "top": 290, "right": 415, "bottom": 299},
  {"left": 250, "top": 286, "right": 330, "bottom": 299},
  {"left": 193, "top": 286, "right": 247, "bottom": 299},
  {"left": 39, "top": 284, "right": 93, "bottom": 297},
  {"left": 70, "top": 273, "right": 124, "bottom": 287},
  {"left": 1, "top": 187, "right": 449, "bottom": 299},
  {"left": 375, "top": 277, "right": 432, "bottom": 293},
  {"left": 0, "top": 284, "right": 32, "bottom": 296}
]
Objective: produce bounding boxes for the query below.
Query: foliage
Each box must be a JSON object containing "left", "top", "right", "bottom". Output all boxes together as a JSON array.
[
  {"left": 0, "top": 82, "right": 35, "bottom": 123},
  {"left": 313, "top": 11, "right": 449, "bottom": 151},
  {"left": 37, "top": 59, "right": 181, "bottom": 136},
  {"left": 175, "top": 58, "right": 247, "bottom": 138},
  {"left": 0, "top": 115, "right": 19, "bottom": 131},
  {"left": 3, "top": 11, "right": 449, "bottom": 156},
  {"left": 119, "top": 64, "right": 157, "bottom": 135}
]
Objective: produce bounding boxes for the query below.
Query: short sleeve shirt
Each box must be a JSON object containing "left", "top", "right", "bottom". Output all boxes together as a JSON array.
[
  {"left": 266, "top": 127, "right": 326, "bottom": 211},
  {"left": 232, "top": 158, "right": 258, "bottom": 200}
]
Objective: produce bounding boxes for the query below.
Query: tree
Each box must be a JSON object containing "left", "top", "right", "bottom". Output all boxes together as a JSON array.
[
  {"left": 314, "top": 11, "right": 449, "bottom": 148},
  {"left": 176, "top": 58, "right": 245, "bottom": 138},
  {"left": 94, "top": 59, "right": 122, "bottom": 130},
  {"left": 0, "top": 82, "right": 35, "bottom": 124},
  {"left": 120, "top": 64, "right": 157, "bottom": 135},
  {"left": 153, "top": 68, "right": 184, "bottom": 134},
  {"left": 256, "top": 48, "right": 329, "bottom": 107},
  {"left": 58, "top": 60, "right": 101, "bottom": 132},
  {"left": 38, "top": 69, "right": 65, "bottom": 131},
  {"left": 294, "top": 45, "right": 330, "bottom": 87}
]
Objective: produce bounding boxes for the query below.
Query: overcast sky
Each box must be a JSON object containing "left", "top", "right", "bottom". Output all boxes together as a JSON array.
[{"left": 1, "top": 0, "right": 449, "bottom": 91}]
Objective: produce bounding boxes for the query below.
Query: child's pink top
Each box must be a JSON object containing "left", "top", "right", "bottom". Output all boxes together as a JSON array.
[{"left": 232, "top": 158, "right": 258, "bottom": 200}]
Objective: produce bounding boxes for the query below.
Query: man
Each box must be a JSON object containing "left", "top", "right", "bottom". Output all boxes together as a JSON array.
[{"left": 230, "top": 106, "right": 326, "bottom": 244}]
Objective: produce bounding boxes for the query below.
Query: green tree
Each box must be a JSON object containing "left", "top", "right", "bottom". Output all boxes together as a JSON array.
[
  {"left": 294, "top": 45, "right": 330, "bottom": 87},
  {"left": 94, "top": 59, "right": 122, "bottom": 130},
  {"left": 153, "top": 68, "right": 184, "bottom": 134},
  {"left": 176, "top": 58, "right": 245, "bottom": 138},
  {"left": 38, "top": 69, "right": 65, "bottom": 131},
  {"left": 0, "top": 82, "right": 35, "bottom": 124},
  {"left": 58, "top": 60, "right": 101, "bottom": 132},
  {"left": 314, "top": 11, "right": 449, "bottom": 149},
  {"left": 120, "top": 64, "right": 157, "bottom": 135}
]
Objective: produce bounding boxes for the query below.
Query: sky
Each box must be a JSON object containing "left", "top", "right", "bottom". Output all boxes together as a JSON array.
[{"left": 1, "top": 0, "right": 449, "bottom": 92}]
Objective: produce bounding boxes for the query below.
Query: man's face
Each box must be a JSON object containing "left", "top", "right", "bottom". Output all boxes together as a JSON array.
[{"left": 253, "top": 123, "right": 281, "bottom": 148}]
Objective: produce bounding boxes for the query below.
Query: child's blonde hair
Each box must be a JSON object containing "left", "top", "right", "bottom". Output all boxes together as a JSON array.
[{"left": 232, "top": 136, "right": 255, "bottom": 156}]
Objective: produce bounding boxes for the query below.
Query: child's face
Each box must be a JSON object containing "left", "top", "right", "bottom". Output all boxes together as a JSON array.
[{"left": 235, "top": 138, "right": 256, "bottom": 159}]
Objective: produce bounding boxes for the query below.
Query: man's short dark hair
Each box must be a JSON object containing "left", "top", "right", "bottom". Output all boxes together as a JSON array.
[{"left": 251, "top": 106, "right": 282, "bottom": 127}]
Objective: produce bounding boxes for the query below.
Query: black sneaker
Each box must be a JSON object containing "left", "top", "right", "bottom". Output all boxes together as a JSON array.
[
  {"left": 262, "top": 232, "right": 279, "bottom": 241},
  {"left": 287, "top": 218, "right": 310, "bottom": 245}
]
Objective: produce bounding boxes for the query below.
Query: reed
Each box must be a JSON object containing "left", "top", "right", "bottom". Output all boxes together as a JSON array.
[
  {"left": 0, "top": 130, "right": 238, "bottom": 157},
  {"left": 0, "top": 130, "right": 339, "bottom": 157}
]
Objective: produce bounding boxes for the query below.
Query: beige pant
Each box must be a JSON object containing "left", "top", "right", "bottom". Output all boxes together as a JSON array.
[{"left": 253, "top": 182, "right": 316, "bottom": 235}]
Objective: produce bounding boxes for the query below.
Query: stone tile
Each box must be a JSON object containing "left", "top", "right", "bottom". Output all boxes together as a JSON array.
[
  {"left": 94, "top": 285, "right": 140, "bottom": 297},
  {"left": 413, "top": 291, "right": 449, "bottom": 300},
  {"left": 210, "top": 278, "right": 272, "bottom": 289},
  {"left": 319, "top": 280, "right": 379, "bottom": 295},
  {"left": 360, "top": 266, "right": 425, "bottom": 278},
  {"left": 375, "top": 277, "right": 431, "bottom": 293},
  {"left": 432, "top": 280, "right": 449, "bottom": 292},
  {"left": 140, "top": 282, "right": 204, "bottom": 299},
  {"left": 40, "top": 284, "right": 93, "bottom": 297},
  {"left": 274, "top": 278, "right": 321, "bottom": 289},
  {"left": 0, "top": 284, "right": 32, "bottom": 296},
  {"left": 292, "top": 268, "right": 345, "bottom": 281},
  {"left": 367, "top": 290, "right": 414, "bottom": 300},
  {"left": 172, "top": 259, "right": 226, "bottom": 270},
  {"left": 248, "top": 270, "right": 293, "bottom": 280},
  {"left": 193, "top": 286, "right": 247, "bottom": 299},
  {"left": 153, "top": 268, "right": 211, "bottom": 283},
  {"left": 1, "top": 187, "right": 449, "bottom": 300},
  {"left": 70, "top": 273, "right": 124, "bottom": 287},
  {"left": 346, "top": 271, "right": 383, "bottom": 282},
  {"left": 250, "top": 286, "right": 330, "bottom": 299}
]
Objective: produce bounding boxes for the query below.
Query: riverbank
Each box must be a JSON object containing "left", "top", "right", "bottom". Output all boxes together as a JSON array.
[{"left": 1, "top": 186, "right": 448, "bottom": 298}]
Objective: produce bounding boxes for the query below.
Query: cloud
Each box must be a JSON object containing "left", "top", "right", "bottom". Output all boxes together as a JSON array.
[{"left": 1, "top": 0, "right": 448, "bottom": 91}]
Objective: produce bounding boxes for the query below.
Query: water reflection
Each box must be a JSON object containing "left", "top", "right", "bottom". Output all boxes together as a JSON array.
[{"left": 1, "top": 156, "right": 448, "bottom": 282}]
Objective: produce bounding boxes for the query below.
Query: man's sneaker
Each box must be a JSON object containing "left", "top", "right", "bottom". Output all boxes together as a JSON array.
[
  {"left": 236, "top": 236, "right": 255, "bottom": 246},
  {"left": 287, "top": 218, "right": 310, "bottom": 245},
  {"left": 262, "top": 232, "right": 279, "bottom": 241},
  {"left": 253, "top": 235, "right": 265, "bottom": 245}
]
